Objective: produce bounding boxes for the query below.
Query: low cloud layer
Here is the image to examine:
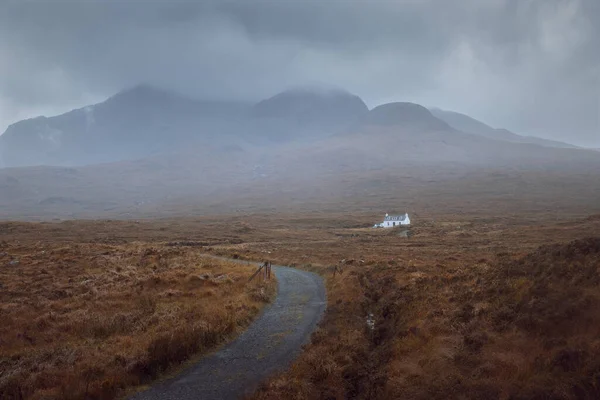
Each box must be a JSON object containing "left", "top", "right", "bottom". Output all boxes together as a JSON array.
[{"left": 1, "top": 0, "right": 598, "bottom": 146}]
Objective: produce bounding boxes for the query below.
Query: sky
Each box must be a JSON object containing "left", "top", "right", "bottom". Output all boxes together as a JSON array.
[{"left": 0, "top": 0, "right": 598, "bottom": 147}]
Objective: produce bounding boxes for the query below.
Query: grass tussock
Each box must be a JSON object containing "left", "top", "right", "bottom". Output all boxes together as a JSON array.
[{"left": 0, "top": 242, "right": 275, "bottom": 400}]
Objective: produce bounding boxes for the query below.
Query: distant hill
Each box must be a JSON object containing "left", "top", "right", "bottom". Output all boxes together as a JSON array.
[
  {"left": 0, "top": 86, "right": 371, "bottom": 167},
  {"left": 1, "top": 126, "right": 599, "bottom": 220},
  {"left": 250, "top": 88, "right": 368, "bottom": 143},
  {"left": 253, "top": 88, "right": 367, "bottom": 123},
  {"left": 430, "top": 108, "right": 576, "bottom": 148},
  {"left": 361, "top": 102, "right": 450, "bottom": 131},
  {"left": 0, "top": 85, "right": 251, "bottom": 167},
  {"left": 2, "top": 90, "right": 600, "bottom": 219},
  {"left": 306, "top": 101, "right": 596, "bottom": 170},
  {"left": 0, "top": 83, "right": 589, "bottom": 181}
]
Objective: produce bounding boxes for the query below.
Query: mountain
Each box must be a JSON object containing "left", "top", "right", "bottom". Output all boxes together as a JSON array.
[
  {"left": 253, "top": 88, "right": 367, "bottom": 123},
  {"left": 2, "top": 123, "right": 599, "bottom": 220},
  {"left": 249, "top": 88, "right": 368, "bottom": 143},
  {"left": 0, "top": 85, "right": 251, "bottom": 167},
  {"left": 361, "top": 102, "right": 450, "bottom": 131},
  {"left": 310, "top": 101, "right": 597, "bottom": 169},
  {"left": 2, "top": 92, "right": 600, "bottom": 219},
  {"left": 430, "top": 108, "right": 576, "bottom": 148},
  {"left": 0, "top": 86, "right": 371, "bottom": 167}
]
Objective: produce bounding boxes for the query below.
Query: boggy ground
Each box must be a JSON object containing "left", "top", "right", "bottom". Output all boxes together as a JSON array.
[
  {"left": 1, "top": 208, "right": 600, "bottom": 399},
  {"left": 0, "top": 238, "right": 275, "bottom": 400}
]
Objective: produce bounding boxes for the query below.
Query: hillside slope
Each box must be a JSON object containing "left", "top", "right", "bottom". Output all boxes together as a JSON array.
[
  {"left": 0, "top": 85, "right": 251, "bottom": 167},
  {"left": 430, "top": 108, "right": 576, "bottom": 148},
  {"left": 0, "top": 86, "right": 370, "bottom": 167},
  {"left": 248, "top": 88, "right": 368, "bottom": 143}
]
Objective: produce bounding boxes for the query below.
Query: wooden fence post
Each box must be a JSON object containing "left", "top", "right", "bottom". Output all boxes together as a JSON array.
[
  {"left": 248, "top": 261, "right": 273, "bottom": 283},
  {"left": 248, "top": 263, "right": 265, "bottom": 282}
]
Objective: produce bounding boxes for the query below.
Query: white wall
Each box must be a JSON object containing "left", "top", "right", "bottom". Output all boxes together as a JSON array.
[{"left": 381, "top": 215, "right": 410, "bottom": 228}]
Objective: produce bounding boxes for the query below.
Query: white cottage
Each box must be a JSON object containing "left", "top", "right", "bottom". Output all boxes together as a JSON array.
[{"left": 373, "top": 213, "right": 411, "bottom": 228}]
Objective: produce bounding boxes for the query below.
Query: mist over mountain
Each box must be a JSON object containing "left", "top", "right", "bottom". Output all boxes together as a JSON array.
[
  {"left": 254, "top": 88, "right": 367, "bottom": 123},
  {"left": 0, "top": 85, "right": 373, "bottom": 166},
  {"left": 361, "top": 102, "right": 450, "bottom": 131},
  {"left": 1, "top": 84, "right": 599, "bottom": 219},
  {"left": 0, "top": 85, "right": 251, "bottom": 167},
  {"left": 250, "top": 88, "right": 368, "bottom": 143},
  {"left": 430, "top": 108, "right": 577, "bottom": 149},
  {"left": 1, "top": 85, "right": 581, "bottom": 170}
]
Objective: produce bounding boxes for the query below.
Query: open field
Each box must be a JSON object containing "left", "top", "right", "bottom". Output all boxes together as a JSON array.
[
  {"left": 0, "top": 238, "right": 276, "bottom": 400},
  {"left": 1, "top": 176, "right": 599, "bottom": 400},
  {"left": 241, "top": 217, "right": 600, "bottom": 399}
]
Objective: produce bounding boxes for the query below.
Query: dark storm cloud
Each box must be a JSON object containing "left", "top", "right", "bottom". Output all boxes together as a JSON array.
[{"left": 0, "top": 0, "right": 598, "bottom": 146}]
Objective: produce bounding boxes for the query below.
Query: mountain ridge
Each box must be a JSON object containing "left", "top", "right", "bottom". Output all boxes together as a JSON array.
[
  {"left": 361, "top": 102, "right": 451, "bottom": 131},
  {"left": 0, "top": 85, "right": 582, "bottom": 169},
  {"left": 430, "top": 108, "right": 576, "bottom": 149},
  {"left": 0, "top": 85, "right": 253, "bottom": 167}
]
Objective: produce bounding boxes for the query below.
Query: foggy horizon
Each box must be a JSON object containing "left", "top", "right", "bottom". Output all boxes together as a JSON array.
[{"left": 1, "top": 0, "right": 599, "bottom": 147}]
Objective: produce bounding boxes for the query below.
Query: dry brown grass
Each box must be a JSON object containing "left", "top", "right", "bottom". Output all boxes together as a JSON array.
[
  {"left": 2, "top": 203, "right": 600, "bottom": 399},
  {"left": 0, "top": 239, "right": 275, "bottom": 400},
  {"left": 233, "top": 214, "right": 600, "bottom": 400}
]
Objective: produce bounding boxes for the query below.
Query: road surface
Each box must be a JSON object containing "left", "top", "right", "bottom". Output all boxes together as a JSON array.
[{"left": 130, "top": 264, "right": 326, "bottom": 400}]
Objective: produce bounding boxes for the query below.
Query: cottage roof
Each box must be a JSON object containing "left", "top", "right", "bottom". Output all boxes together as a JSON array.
[{"left": 384, "top": 213, "right": 408, "bottom": 221}]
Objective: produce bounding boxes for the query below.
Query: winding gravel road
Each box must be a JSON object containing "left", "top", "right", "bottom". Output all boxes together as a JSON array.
[{"left": 130, "top": 264, "right": 326, "bottom": 400}]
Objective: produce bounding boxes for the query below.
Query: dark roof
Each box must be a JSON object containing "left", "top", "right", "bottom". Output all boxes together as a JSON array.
[{"left": 384, "top": 214, "right": 408, "bottom": 221}]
